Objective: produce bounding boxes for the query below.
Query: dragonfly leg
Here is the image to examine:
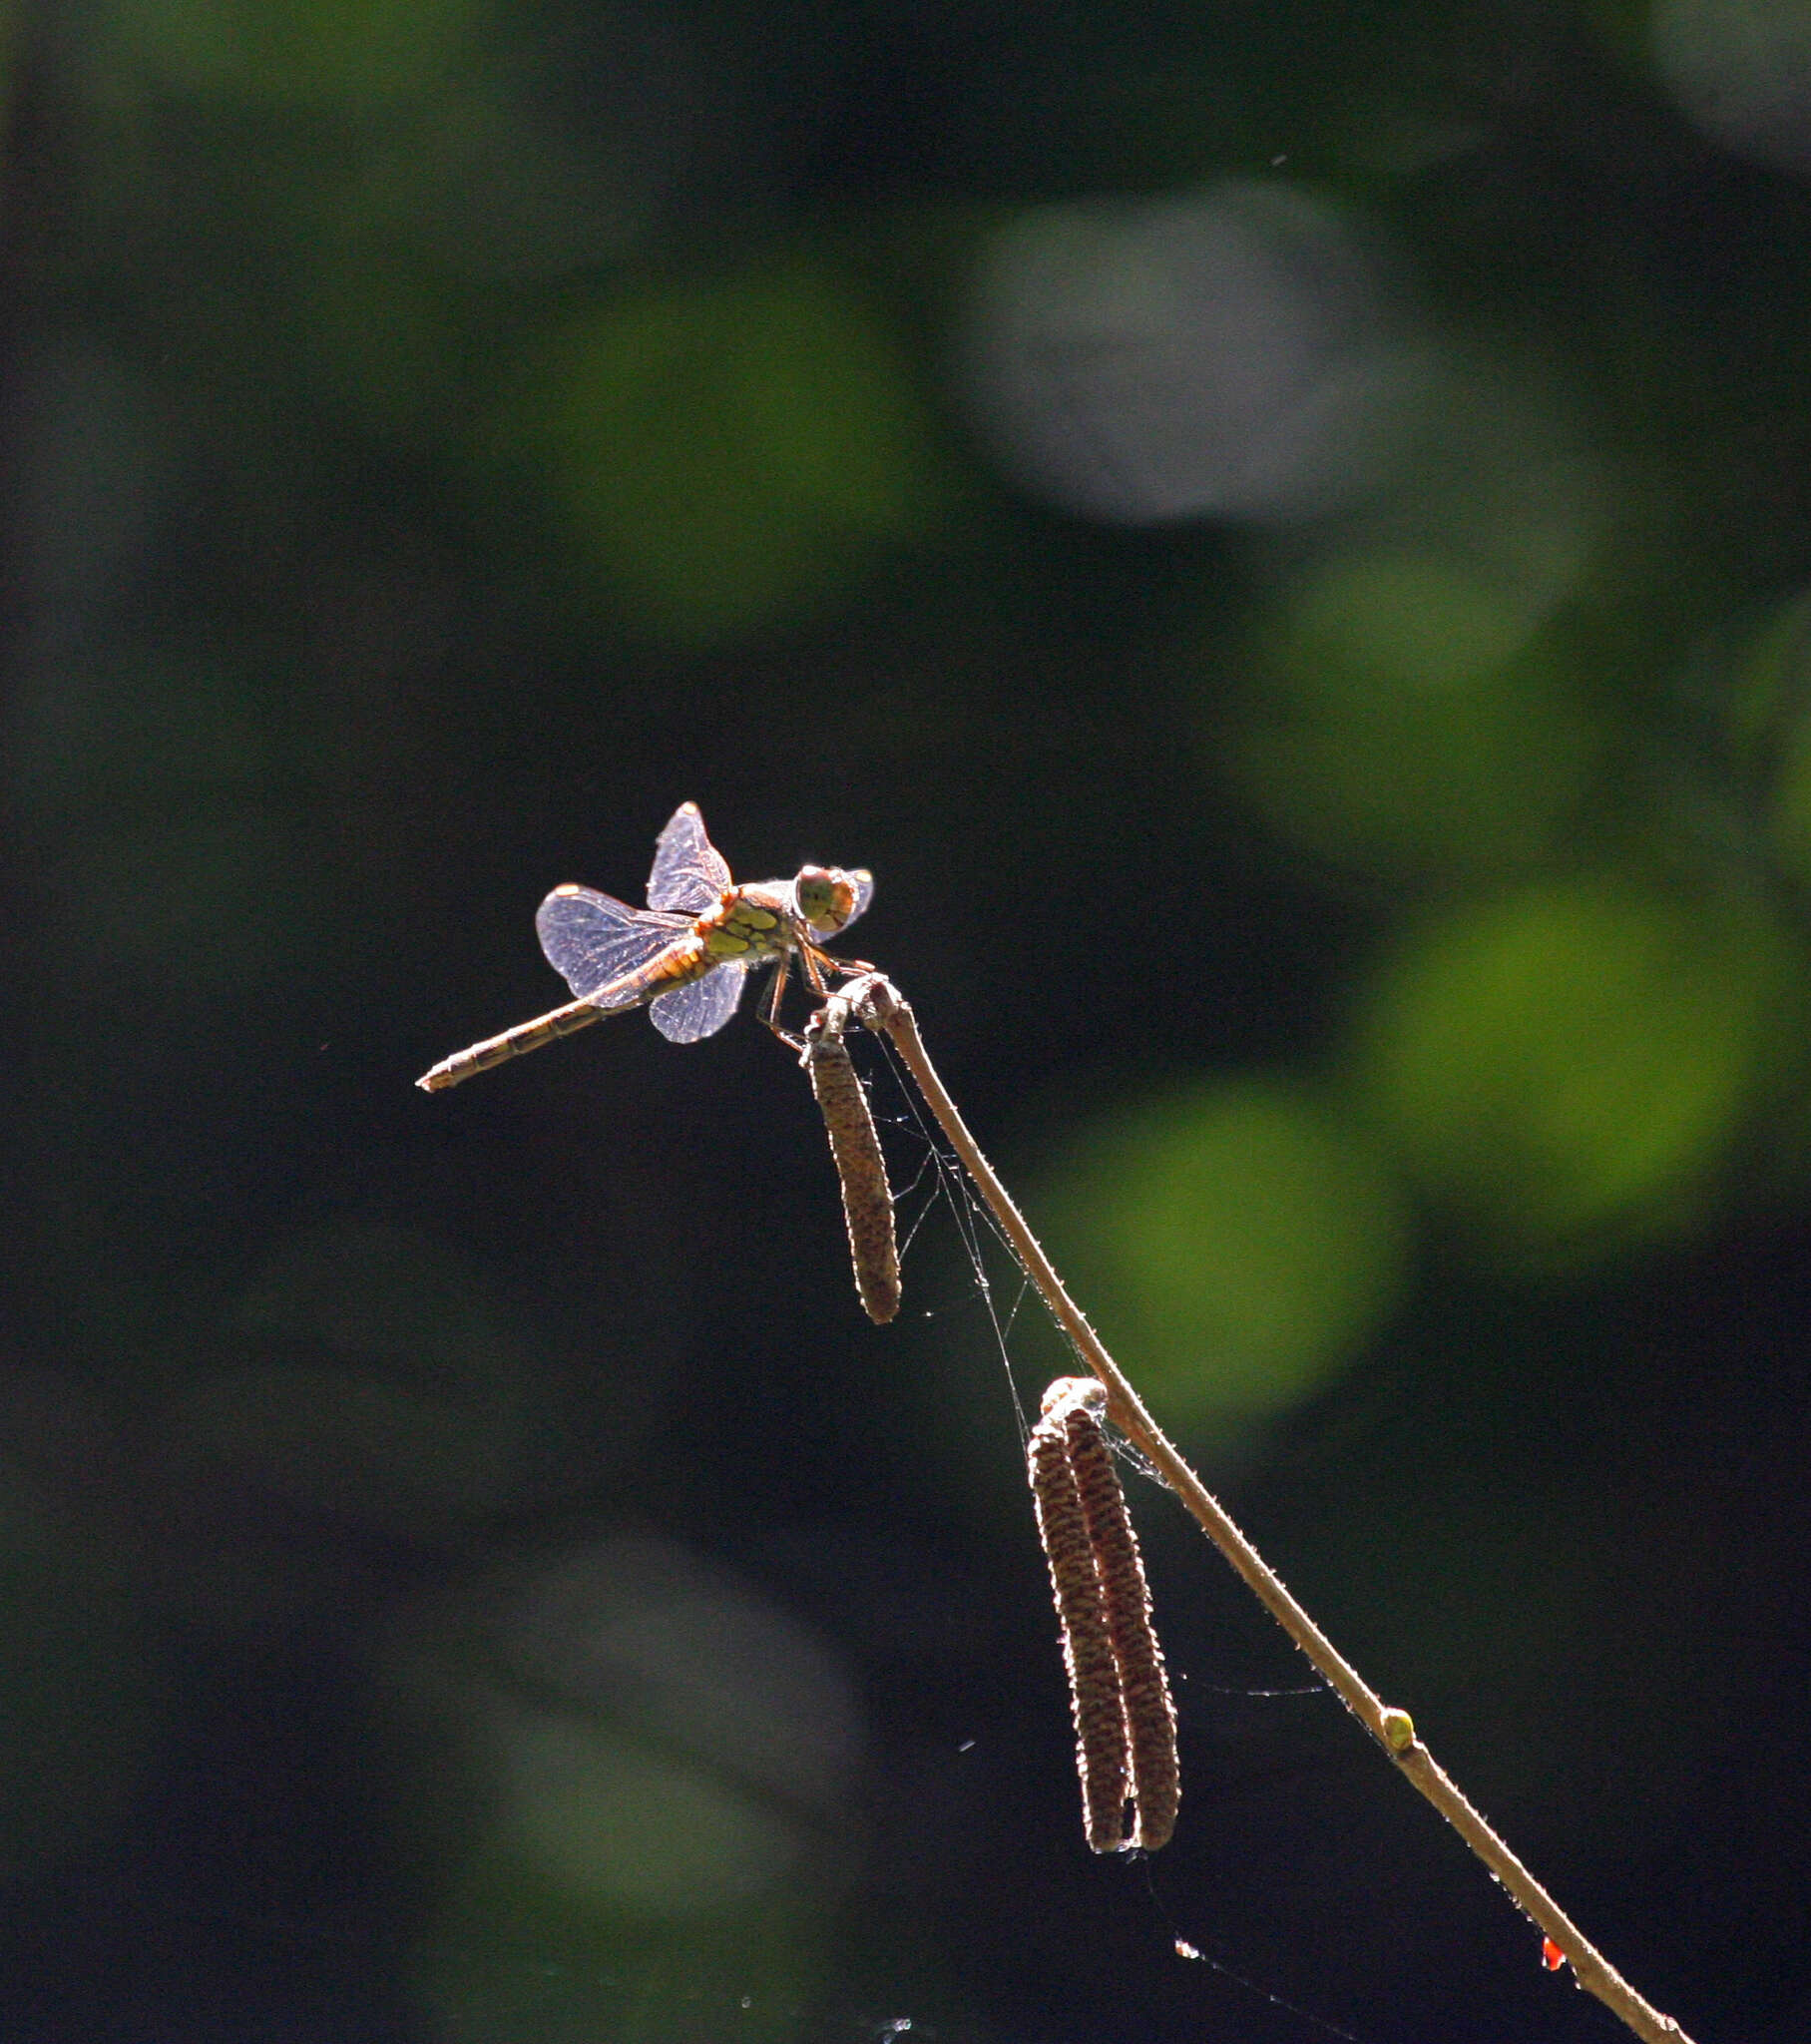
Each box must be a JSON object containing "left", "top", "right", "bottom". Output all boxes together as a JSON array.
[
  {"left": 804, "top": 944, "right": 875, "bottom": 985},
  {"left": 756, "top": 953, "right": 806, "bottom": 1051},
  {"left": 762, "top": 943, "right": 867, "bottom": 1055}
]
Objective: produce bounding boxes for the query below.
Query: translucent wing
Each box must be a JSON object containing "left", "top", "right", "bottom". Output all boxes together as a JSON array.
[
  {"left": 651, "top": 961, "right": 748, "bottom": 1042},
  {"left": 536, "top": 885, "right": 691, "bottom": 1005},
  {"left": 842, "top": 868, "right": 875, "bottom": 932},
  {"left": 648, "top": 802, "right": 731, "bottom": 914}
]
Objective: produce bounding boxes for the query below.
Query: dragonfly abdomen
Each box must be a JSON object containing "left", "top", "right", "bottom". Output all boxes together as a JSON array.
[
  {"left": 589, "top": 930, "right": 715, "bottom": 1009},
  {"left": 416, "top": 996, "right": 603, "bottom": 1091}
]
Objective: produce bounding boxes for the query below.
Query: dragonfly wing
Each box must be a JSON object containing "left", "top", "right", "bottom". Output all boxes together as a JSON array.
[
  {"left": 842, "top": 868, "right": 875, "bottom": 932},
  {"left": 536, "top": 885, "right": 690, "bottom": 1002},
  {"left": 648, "top": 802, "right": 732, "bottom": 914},
  {"left": 651, "top": 961, "right": 747, "bottom": 1042}
]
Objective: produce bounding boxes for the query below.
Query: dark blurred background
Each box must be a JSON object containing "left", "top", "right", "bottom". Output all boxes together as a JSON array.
[{"left": 3, "top": 1, "right": 1809, "bottom": 2039}]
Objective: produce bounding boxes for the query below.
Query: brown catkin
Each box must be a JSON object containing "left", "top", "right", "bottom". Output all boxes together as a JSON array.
[
  {"left": 804, "top": 1009, "right": 901, "bottom": 1323},
  {"left": 1029, "top": 1381, "right": 1130, "bottom": 1849},
  {"left": 1029, "top": 1376, "right": 1179, "bottom": 1853},
  {"left": 1064, "top": 1394, "right": 1179, "bottom": 1850}
]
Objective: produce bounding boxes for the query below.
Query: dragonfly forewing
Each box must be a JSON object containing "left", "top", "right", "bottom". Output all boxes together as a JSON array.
[{"left": 648, "top": 800, "right": 731, "bottom": 914}]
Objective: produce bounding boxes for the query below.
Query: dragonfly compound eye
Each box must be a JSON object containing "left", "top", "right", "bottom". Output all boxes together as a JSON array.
[{"left": 794, "top": 864, "right": 858, "bottom": 931}]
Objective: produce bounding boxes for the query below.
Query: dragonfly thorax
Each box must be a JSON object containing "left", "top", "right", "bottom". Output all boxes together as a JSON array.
[{"left": 698, "top": 883, "right": 796, "bottom": 960}]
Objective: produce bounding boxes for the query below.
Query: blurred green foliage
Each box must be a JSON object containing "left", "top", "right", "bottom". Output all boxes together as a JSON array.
[
  {"left": 497, "top": 261, "right": 960, "bottom": 641},
  {"left": 88, "top": 0, "right": 486, "bottom": 107},
  {"left": 1352, "top": 874, "right": 1799, "bottom": 1255},
  {"left": 1226, "top": 543, "right": 1603, "bottom": 876},
  {"left": 1044, "top": 1077, "right": 1410, "bottom": 1438},
  {"left": 1728, "top": 586, "right": 1811, "bottom": 885},
  {"left": 0, "top": 1457, "right": 167, "bottom": 1866},
  {"left": 396, "top": 1533, "right": 857, "bottom": 2040}
]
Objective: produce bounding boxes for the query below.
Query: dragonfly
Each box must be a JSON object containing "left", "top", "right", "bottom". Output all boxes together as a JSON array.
[{"left": 416, "top": 802, "right": 874, "bottom": 1091}]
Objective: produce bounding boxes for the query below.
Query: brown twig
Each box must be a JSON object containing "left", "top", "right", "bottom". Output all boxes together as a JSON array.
[{"left": 845, "top": 970, "right": 1697, "bottom": 2044}]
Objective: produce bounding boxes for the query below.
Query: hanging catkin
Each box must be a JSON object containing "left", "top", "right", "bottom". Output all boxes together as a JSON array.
[
  {"left": 1028, "top": 1376, "right": 1178, "bottom": 1851},
  {"left": 803, "top": 1004, "right": 900, "bottom": 1323}
]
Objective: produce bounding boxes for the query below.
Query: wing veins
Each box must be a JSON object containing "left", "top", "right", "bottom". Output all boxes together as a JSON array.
[
  {"left": 536, "top": 885, "right": 692, "bottom": 1001},
  {"left": 648, "top": 801, "right": 731, "bottom": 915}
]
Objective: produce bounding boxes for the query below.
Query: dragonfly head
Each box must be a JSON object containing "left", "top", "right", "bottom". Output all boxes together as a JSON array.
[{"left": 793, "top": 864, "right": 866, "bottom": 934}]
